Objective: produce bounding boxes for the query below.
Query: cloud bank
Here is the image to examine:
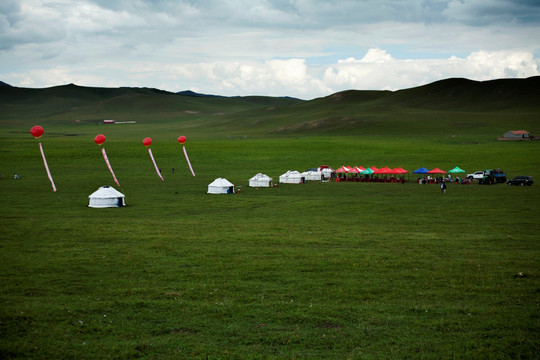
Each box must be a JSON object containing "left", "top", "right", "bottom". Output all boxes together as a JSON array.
[{"left": 1, "top": 0, "right": 539, "bottom": 99}]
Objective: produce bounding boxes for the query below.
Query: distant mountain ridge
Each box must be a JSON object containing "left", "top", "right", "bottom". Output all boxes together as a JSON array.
[
  {"left": 2, "top": 76, "right": 539, "bottom": 105},
  {"left": 317, "top": 76, "right": 540, "bottom": 107},
  {"left": 388, "top": 76, "right": 540, "bottom": 110},
  {"left": 176, "top": 90, "right": 224, "bottom": 98},
  {"left": 0, "top": 76, "right": 540, "bottom": 101},
  {"left": 1, "top": 76, "right": 539, "bottom": 136}
]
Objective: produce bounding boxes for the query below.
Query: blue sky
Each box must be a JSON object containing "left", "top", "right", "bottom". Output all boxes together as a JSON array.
[{"left": 1, "top": 0, "right": 539, "bottom": 99}]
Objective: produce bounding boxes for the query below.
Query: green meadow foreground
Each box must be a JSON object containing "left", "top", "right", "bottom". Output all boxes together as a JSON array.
[{"left": 1, "top": 131, "right": 539, "bottom": 358}]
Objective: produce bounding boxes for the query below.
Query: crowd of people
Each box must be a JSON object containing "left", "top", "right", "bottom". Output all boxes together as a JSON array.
[{"left": 416, "top": 175, "right": 472, "bottom": 185}]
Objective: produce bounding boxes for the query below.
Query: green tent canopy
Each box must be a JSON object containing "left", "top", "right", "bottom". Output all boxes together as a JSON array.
[
  {"left": 360, "top": 168, "right": 374, "bottom": 175},
  {"left": 448, "top": 166, "right": 465, "bottom": 173}
]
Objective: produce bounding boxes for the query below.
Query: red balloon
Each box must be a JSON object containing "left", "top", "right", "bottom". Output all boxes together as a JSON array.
[
  {"left": 143, "top": 137, "right": 152, "bottom": 147},
  {"left": 94, "top": 134, "right": 106, "bottom": 145},
  {"left": 30, "top": 125, "right": 44, "bottom": 138},
  {"left": 178, "top": 135, "right": 186, "bottom": 144}
]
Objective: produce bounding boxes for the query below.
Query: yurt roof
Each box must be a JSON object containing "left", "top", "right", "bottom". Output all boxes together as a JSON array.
[
  {"left": 280, "top": 170, "right": 301, "bottom": 177},
  {"left": 208, "top": 178, "right": 234, "bottom": 187},
  {"left": 302, "top": 170, "right": 320, "bottom": 174},
  {"left": 89, "top": 185, "right": 125, "bottom": 199},
  {"left": 250, "top": 173, "right": 272, "bottom": 180}
]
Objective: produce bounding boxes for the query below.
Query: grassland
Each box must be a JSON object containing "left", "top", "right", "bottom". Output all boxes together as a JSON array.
[{"left": 1, "top": 79, "right": 539, "bottom": 359}]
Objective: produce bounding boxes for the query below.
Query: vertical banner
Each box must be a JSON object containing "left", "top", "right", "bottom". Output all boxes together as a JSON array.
[
  {"left": 95, "top": 134, "right": 120, "bottom": 187},
  {"left": 39, "top": 142, "right": 57, "bottom": 192},
  {"left": 143, "top": 137, "right": 164, "bottom": 181},
  {"left": 178, "top": 135, "right": 196, "bottom": 176},
  {"left": 148, "top": 148, "right": 164, "bottom": 181},
  {"left": 101, "top": 147, "right": 120, "bottom": 187},
  {"left": 30, "top": 125, "right": 57, "bottom": 192}
]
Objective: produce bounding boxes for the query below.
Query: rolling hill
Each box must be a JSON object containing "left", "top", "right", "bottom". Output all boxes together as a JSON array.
[{"left": 1, "top": 77, "right": 539, "bottom": 137}]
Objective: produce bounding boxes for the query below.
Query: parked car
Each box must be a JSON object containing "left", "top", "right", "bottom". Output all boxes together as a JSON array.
[
  {"left": 467, "top": 169, "right": 507, "bottom": 184},
  {"left": 467, "top": 171, "right": 485, "bottom": 180},
  {"left": 507, "top": 176, "right": 534, "bottom": 186},
  {"left": 479, "top": 168, "right": 506, "bottom": 184}
]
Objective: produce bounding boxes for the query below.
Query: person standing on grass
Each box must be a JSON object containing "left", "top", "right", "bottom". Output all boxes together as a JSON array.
[{"left": 441, "top": 181, "right": 447, "bottom": 194}]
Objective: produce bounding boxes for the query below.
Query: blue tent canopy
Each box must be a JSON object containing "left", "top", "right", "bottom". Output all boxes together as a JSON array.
[{"left": 413, "top": 167, "right": 430, "bottom": 174}]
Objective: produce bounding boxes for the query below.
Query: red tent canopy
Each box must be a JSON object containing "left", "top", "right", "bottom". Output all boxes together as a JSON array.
[
  {"left": 348, "top": 166, "right": 365, "bottom": 173},
  {"left": 365, "top": 166, "right": 409, "bottom": 174},
  {"left": 427, "top": 167, "right": 447, "bottom": 174},
  {"left": 373, "top": 166, "right": 392, "bottom": 174},
  {"left": 397, "top": 167, "right": 408, "bottom": 173},
  {"left": 335, "top": 165, "right": 352, "bottom": 173}
]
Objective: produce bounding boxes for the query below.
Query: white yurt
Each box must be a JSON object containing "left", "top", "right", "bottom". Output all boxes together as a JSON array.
[
  {"left": 319, "top": 166, "right": 335, "bottom": 179},
  {"left": 249, "top": 173, "right": 273, "bottom": 187},
  {"left": 301, "top": 170, "right": 323, "bottom": 181},
  {"left": 279, "top": 170, "right": 304, "bottom": 184},
  {"left": 88, "top": 185, "right": 125, "bottom": 208},
  {"left": 208, "top": 178, "right": 235, "bottom": 194}
]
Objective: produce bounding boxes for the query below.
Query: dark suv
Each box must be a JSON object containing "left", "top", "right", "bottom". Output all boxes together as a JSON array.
[{"left": 507, "top": 176, "right": 534, "bottom": 186}]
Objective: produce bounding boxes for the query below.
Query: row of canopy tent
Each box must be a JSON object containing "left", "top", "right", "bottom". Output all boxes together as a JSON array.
[
  {"left": 336, "top": 165, "right": 409, "bottom": 175},
  {"left": 412, "top": 166, "right": 466, "bottom": 174},
  {"left": 210, "top": 166, "right": 469, "bottom": 194},
  {"left": 334, "top": 165, "right": 467, "bottom": 175},
  {"left": 204, "top": 166, "right": 470, "bottom": 196},
  {"left": 275, "top": 166, "right": 469, "bottom": 185}
]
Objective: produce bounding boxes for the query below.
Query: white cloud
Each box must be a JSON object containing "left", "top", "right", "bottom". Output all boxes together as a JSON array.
[
  {"left": 463, "top": 51, "right": 539, "bottom": 78},
  {"left": 164, "top": 58, "right": 330, "bottom": 97},
  {"left": 4, "top": 66, "right": 117, "bottom": 88},
  {"left": 338, "top": 49, "right": 394, "bottom": 64},
  {"left": 3, "top": 48, "right": 537, "bottom": 99},
  {"left": 1, "top": 1, "right": 539, "bottom": 98},
  {"left": 323, "top": 49, "right": 540, "bottom": 93}
]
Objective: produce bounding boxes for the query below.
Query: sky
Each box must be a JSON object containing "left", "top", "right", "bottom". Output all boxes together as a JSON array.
[{"left": 1, "top": 0, "right": 539, "bottom": 99}]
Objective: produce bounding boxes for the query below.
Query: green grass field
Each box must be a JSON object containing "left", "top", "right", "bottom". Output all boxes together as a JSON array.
[
  {"left": 1, "top": 80, "right": 539, "bottom": 358},
  {"left": 1, "top": 129, "right": 539, "bottom": 359}
]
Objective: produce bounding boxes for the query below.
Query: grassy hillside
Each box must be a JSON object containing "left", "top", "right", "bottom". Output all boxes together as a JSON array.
[
  {"left": 246, "top": 76, "right": 540, "bottom": 137},
  {"left": 1, "top": 77, "right": 539, "bottom": 138},
  {"left": 0, "top": 84, "right": 300, "bottom": 130}
]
